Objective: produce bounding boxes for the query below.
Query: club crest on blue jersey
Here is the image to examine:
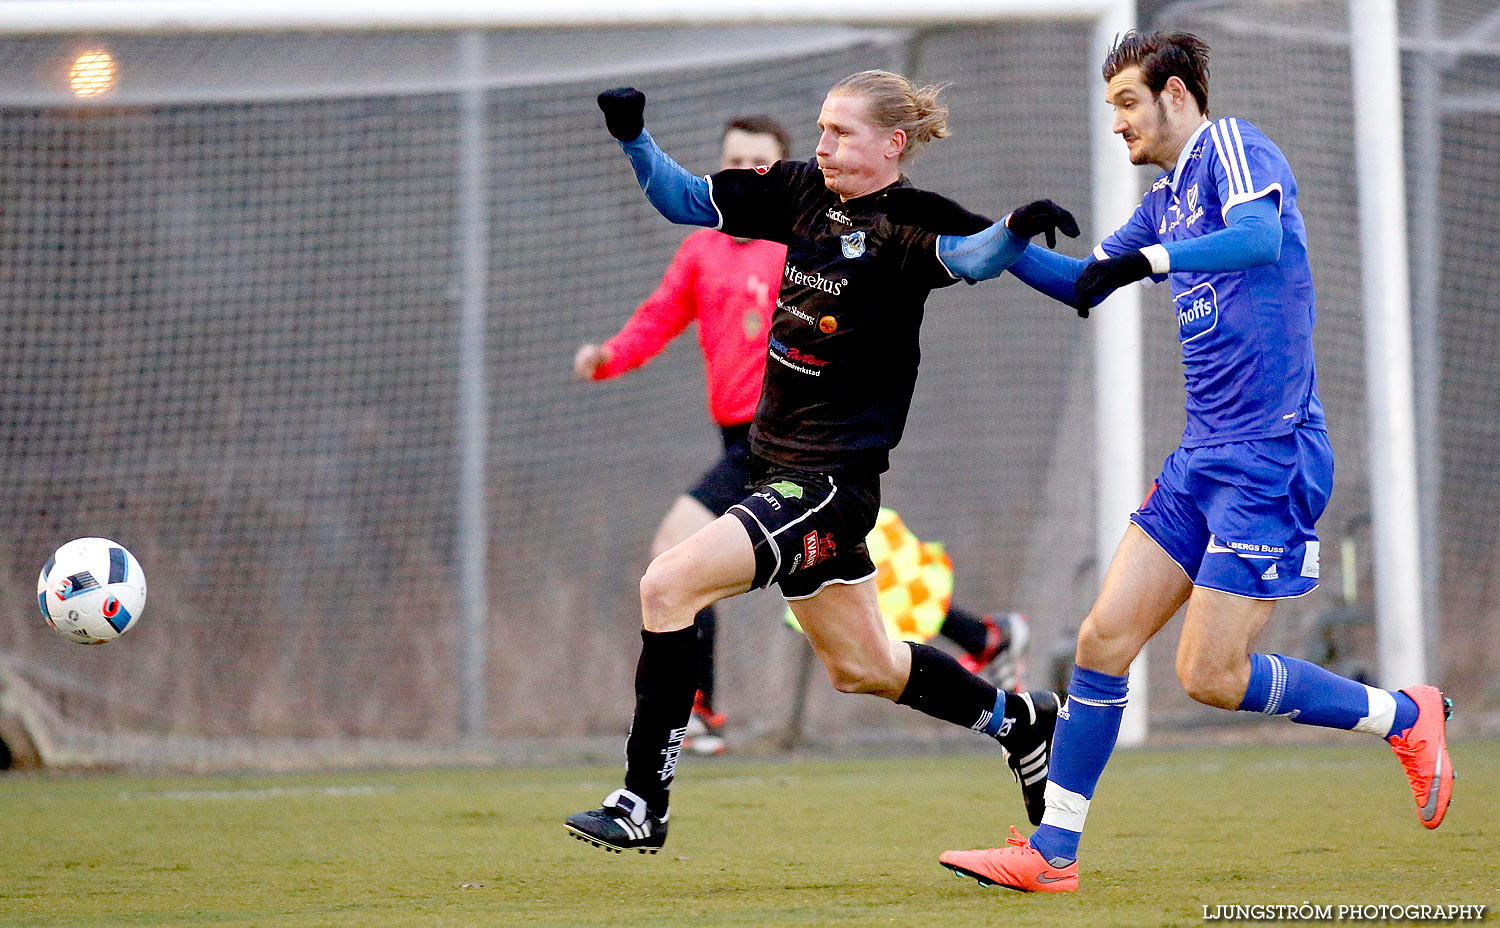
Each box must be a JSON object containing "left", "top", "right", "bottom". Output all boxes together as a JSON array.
[
  {"left": 1185, "top": 182, "right": 1199, "bottom": 213},
  {"left": 840, "top": 231, "right": 866, "bottom": 258}
]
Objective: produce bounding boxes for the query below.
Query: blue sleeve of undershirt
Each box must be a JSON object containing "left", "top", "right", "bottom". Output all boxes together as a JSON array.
[
  {"left": 935, "top": 222, "right": 1029, "bottom": 282},
  {"left": 1162, "top": 195, "right": 1282, "bottom": 271},
  {"left": 1007, "top": 242, "right": 1090, "bottom": 304},
  {"left": 618, "top": 130, "right": 719, "bottom": 227}
]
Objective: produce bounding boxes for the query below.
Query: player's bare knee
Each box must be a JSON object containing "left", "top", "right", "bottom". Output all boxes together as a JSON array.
[
  {"left": 822, "top": 654, "right": 896, "bottom": 697},
  {"left": 638, "top": 556, "right": 696, "bottom": 630},
  {"left": 1177, "top": 658, "right": 1240, "bottom": 709},
  {"left": 1075, "top": 614, "right": 1137, "bottom": 675},
  {"left": 825, "top": 665, "right": 870, "bottom": 695}
]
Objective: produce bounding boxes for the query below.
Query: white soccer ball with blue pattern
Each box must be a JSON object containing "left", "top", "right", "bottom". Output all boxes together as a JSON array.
[{"left": 37, "top": 537, "right": 147, "bottom": 644}]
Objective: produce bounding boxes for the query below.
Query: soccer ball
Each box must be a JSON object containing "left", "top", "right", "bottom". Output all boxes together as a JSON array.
[{"left": 36, "top": 537, "right": 147, "bottom": 644}]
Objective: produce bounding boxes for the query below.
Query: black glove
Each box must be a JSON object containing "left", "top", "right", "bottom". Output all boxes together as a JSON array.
[
  {"left": 597, "top": 87, "right": 645, "bottom": 142},
  {"left": 875, "top": 188, "right": 993, "bottom": 235},
  {"left": 1005, "top": 199, "right": 1080, "bottom": 249},
  {"left": 1073, "top": 250, "right": 1153, "bottom": 317}
]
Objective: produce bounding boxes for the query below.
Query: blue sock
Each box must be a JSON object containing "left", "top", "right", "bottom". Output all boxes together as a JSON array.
[
  {"left": 1238, "top": 653, "right": 1418, "bottom": 738},
  {"left": 1029, "top": 665, "right": 1129, "bottom": 865},
  {"left": 1388, "top": 691, "right": 1420, "bottom": 739}
]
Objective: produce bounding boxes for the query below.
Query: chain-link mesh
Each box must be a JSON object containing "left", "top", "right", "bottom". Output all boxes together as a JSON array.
[
  {"left": 2, "top": 6, "right": 1494, "bottom": 769},
  {"left": 0, "top": 24, "right": 1102, "bottom": 766}
]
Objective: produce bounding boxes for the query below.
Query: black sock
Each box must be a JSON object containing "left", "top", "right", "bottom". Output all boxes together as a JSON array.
[
  {"left": 694, "top": 605, "right": 717, "bottom": 710},
  {"left": 940, "top": 606, "right": 999, "bottom": 658},
  {"left": 896, "top": 642, "right": 1033, "bottom": 745},
  {"left": 623, "top": 626, "right": 699, "bottom": 817}
]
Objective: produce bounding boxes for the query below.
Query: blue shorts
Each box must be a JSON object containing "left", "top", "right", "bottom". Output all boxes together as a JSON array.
[{"left": 1130, "top": 428, "right": 1332, "bottom": 600}]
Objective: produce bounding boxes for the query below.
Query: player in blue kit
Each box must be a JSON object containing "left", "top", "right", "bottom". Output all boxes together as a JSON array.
[{"left": 937, "top": 31, "right": 1454, "bottom": 893}]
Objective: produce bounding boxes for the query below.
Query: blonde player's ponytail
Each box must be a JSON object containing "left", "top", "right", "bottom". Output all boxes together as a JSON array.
[{"left": 830, "top": 70, "right": 950, "bottom": 161}]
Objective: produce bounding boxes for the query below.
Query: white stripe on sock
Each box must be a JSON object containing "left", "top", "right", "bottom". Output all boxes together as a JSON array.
[
  {"left": 1039, "top": 781, "right": 1090, "bottom": 833},
  {"left": 1069, "top": 694, "right": 1128, "bottom": 708},
  {"left": 1354, "top": 686, "right": 1398, "bottom": 736},
  {"left": 1264, "top": 654, "right": 1288, "bottom": 716}
]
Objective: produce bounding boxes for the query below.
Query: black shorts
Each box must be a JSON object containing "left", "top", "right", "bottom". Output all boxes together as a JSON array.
[
  {"left": 687, "top": 424, "right": 753, "bottom": 517},
  {"left": 726, "top": 461, "right": 880, "bottom": 600}
]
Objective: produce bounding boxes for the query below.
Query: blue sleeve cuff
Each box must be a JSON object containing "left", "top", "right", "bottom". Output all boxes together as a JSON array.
[
  {"left": 620, "top": 130, "right": 719, "bottom": 228},
  {"left": 1008, "top": 242, "right": 1089, "bottom": 305},
  {"left": 936, "top": 222, "right": 1027, "bottom": 282}
]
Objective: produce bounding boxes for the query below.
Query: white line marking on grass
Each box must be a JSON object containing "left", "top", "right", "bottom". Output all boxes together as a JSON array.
[{"left": 116, "top": 784, "right": 395, "bottom": 802}]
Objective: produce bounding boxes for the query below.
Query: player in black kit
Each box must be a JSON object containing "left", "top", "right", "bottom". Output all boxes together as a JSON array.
[{"left": 566, "top": 72, "right": 1079, "bottom": 854}]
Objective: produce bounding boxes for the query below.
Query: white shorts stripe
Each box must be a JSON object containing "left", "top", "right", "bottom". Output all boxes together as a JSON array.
[
  {"left": 766, "top": 478, "right": 839, "bottom": 540},
  {"left": 727, "top": 503, "right": 781, "bottom": 582},
  {"left": 781, "top": 568, "right": 877, "bottom": 602}
]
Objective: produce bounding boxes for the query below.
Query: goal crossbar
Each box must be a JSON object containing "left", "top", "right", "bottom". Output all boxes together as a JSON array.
[{"left": 1, "top": 0, "right": 1128, "bottom": 34}]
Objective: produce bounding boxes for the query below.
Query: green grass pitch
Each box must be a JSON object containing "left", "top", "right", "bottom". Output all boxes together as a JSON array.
[{"left": 2, "top": 740, "right": 1494, "bottom": 928}]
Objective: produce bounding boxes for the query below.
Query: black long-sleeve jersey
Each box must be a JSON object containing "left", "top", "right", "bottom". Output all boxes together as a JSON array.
[{"left": 708, "top": 158, "right": 963, "bottom": 475}]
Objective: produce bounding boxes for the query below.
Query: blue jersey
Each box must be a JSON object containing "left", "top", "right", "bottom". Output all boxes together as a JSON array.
[{"left": 1098, "top": 117, "right": 1325, "bottom": 448}]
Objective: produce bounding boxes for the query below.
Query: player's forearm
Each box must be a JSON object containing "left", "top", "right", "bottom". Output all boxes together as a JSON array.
[
  {"left": 936, "top": 222, "right": 1028, "bottom": 282},
  {"left": 619, "top": 131, "right": 718, "bottom": 227},
  {"left": 1149, "top": 198, "right": 1283, "bottom": 274},
  {"left": 597, "top": 301, "right": 693, "bottom": 377},
  {"left": 1007, "top": 242, "right": 1089, "bottom": 304}
]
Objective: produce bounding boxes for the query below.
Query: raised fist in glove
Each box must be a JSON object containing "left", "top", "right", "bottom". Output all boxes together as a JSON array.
[{"left": 597, "top": 87, "right": 646, "bottom": 142}]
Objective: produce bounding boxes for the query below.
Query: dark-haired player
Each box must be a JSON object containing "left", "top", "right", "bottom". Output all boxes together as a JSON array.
[
  {"left": 565, "top": 70, "right": 1078, "bottom": 854},
  {"left": 938, "top": 30, "right": 1453, "bottom": 894}
]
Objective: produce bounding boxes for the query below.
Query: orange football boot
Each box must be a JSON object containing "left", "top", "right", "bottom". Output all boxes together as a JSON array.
[
  {"left": 940, "top": 826, "right": 1078, "bottom": 892},
  {"left": 1387, "top": 684, "right": 1454, "bottom": 829}
]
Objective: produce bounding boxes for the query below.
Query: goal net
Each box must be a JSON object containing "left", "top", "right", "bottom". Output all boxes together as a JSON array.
[
  {"left": 0, "top": 18, "right": 1107, "bottom": 767},
  {"left": 1, "top": 1, "right": 1492, "bottom": 769}
]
